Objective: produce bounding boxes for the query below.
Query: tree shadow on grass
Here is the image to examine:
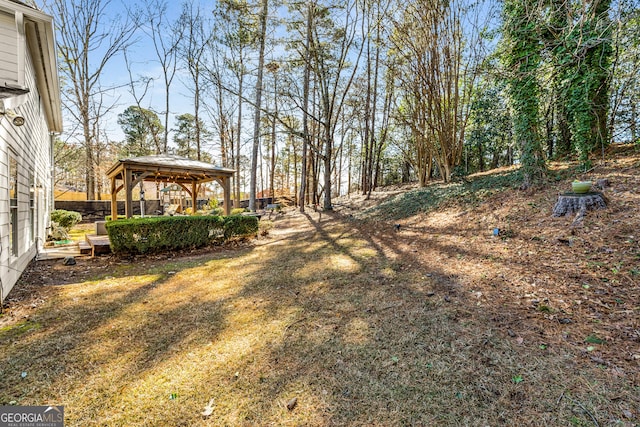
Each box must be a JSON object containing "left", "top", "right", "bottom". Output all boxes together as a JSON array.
[
  {"left": 0, "top": 250, "right": 246, "bottom": 424},
  {"left": 219, "top": 211, "right": 637, "bottom": 426},
  {"left": 1, "top": 211, "right": 636, "bottom": 425}
]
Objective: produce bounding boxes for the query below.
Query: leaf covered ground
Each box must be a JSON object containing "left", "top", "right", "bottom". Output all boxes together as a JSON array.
[{"left": 1, "top": 146, "right": 638, "bottom": 426}]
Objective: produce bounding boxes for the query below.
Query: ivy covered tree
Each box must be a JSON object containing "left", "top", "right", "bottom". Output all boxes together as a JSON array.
[
  {"left": 502, "top": 0, "right": 547, "bottom": 189},
  {"left": 563, "top": 0, "right": 613, "bottom": 167},
  {"left": 545, "top": 0, "right": 573, "bottom": 158}
]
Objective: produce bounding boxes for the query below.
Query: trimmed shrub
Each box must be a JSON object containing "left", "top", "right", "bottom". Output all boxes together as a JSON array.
[
  {"left": 51, "top": 210, "right": 82, "bottom": 230},
  {"left": 106, "top": 215, "right": 258, "bottom": 255},
  {"left": 223, "top": 214, "right": 259, "bottom": 239}
]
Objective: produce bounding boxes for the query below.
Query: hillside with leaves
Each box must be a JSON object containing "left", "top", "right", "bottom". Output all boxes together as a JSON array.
[{"left": 334, "top": 144, "right": 640, "bottom": 371}]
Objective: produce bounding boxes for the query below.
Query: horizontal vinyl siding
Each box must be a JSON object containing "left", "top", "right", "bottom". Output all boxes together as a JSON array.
[
  {"left": 0, "top": 34, "right": 52, "bottom": 303},
  {"left": 0, "top": 11, "right": 18, "bottom": 85}
]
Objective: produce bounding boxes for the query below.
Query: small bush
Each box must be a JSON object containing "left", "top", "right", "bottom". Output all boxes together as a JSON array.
[
  {"left": 49, "top": 224, "right": 70, "bottom": 241},
  {"left": 209, "top": 207, "right": 224, "bottom": 216},
  {"left": 230, "top": 208, "right": 246, "bottom": 215},
  {"left": 51, "top": 210, "right": 82, "bottom": 230},
  {"left": 106, "top": 215, "right": 259, "bottom": 255}
]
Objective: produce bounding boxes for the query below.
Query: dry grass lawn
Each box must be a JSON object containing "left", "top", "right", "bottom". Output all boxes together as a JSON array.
[{"left": 1, "top": 150, "right": 639, "bottom": 426}]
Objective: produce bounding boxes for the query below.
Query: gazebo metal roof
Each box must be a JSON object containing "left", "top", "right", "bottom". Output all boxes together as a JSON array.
[{"left": 106, "top": 154, "right": 235, "bottom": 219}]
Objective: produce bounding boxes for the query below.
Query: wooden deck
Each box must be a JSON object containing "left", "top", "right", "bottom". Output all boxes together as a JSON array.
[
  {"left": 36, "top": 235, "right": 111, "bottom": 261},
  {"left": 85, "top": 234, "right": 112, "bottom": 256},
  {"left": 37, "top": 245, "right": 81, "bottom": 261}
]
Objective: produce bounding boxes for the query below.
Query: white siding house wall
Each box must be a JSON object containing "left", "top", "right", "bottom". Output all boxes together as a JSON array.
[
  {"left": 0, "top": 35, "right": 53, "bottom": 303},
  {"left": 0, "top": 11, "right": 20, "bottom": 86}
]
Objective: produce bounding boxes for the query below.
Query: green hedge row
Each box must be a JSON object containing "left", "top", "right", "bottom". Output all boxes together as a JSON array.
[{"left": 106, "top": 215, "right": 259, "bottom": 255}]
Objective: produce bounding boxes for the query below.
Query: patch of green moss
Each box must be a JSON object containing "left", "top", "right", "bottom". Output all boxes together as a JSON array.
[{"left": 0, "top": 320, "right": 41, "bottom": 340}]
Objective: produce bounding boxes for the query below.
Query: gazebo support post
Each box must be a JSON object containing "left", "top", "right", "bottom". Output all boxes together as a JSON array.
[
  {"left": 110, "top": 176, "right": 118, "bottom": 220},
  {"left": 124, "top": 168, "right": 133, "bottom": 218},
  {"left": 223, "top": 177, "right": 231, "bottom": 216},
  {"left": 191, "top": 181, "right": 197, "bottom": 214}
]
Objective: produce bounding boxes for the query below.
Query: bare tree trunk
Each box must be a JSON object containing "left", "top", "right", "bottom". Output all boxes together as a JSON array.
[
  {"left": 361, "top": 33, "right": 372, "bottom": 195},
  {"left": 323, "top": 131, "right": 333, "bottom": 210},
  {"left": 293, "top": 137, "right": 299, "bottom": 205},
  {"left": 84, "top": 126, "right": 95, "bottom": 200},
  {"left": 311, "top": 133, "right": 319, "bottom": 206},
  {"left": 337, "top": 117, "right": 344, "bottom": 196},
  {"left": 631, "top": 101, "right": 637, "bottom": 143},
  {"left": 249, "top": 0, "right": 268, "bottom": 212},
  {"left": 194, "top": 72, "right": 201, "bottom": 161},
  {"left": 347, "top": 134, "right": 353, "bottom": 195},
  {"left": 372, "top": 78, "right": 393, "bottom": 191},
  {"left": 366, "top": 15, "right": 383, "bottom": 198},
  {"left": 235, "top": 74, "right": 243, "bottom": 208},
  {"left": 270, "top": 68, "right": 278, "bottom": 201},
  {"left": 299, "top": 2, "right": 313, "bottom": 213},
  {"left": 216, "top": 82, "right": 229, "bottom": 167}
]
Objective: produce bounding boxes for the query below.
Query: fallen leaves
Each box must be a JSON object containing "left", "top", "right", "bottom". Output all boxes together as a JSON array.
[
  {"left": 286, "top": 397, "right": 298, "bottom": 411},
  {"left": 201, "top": 399, "right": 215, "bottom": 419}
]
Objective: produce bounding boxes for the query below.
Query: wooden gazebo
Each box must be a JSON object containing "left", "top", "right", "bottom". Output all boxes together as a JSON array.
[{"left": 106, "top": 155, "right": 235, "bottom": 220}]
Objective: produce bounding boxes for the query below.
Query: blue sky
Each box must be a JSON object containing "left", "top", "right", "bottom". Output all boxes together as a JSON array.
[
  {"left": 44, "top": 0, "right": 209, "bottom": 145},
  {"left": 96, "top": 0, "right": 196, "bottom": 143}
]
